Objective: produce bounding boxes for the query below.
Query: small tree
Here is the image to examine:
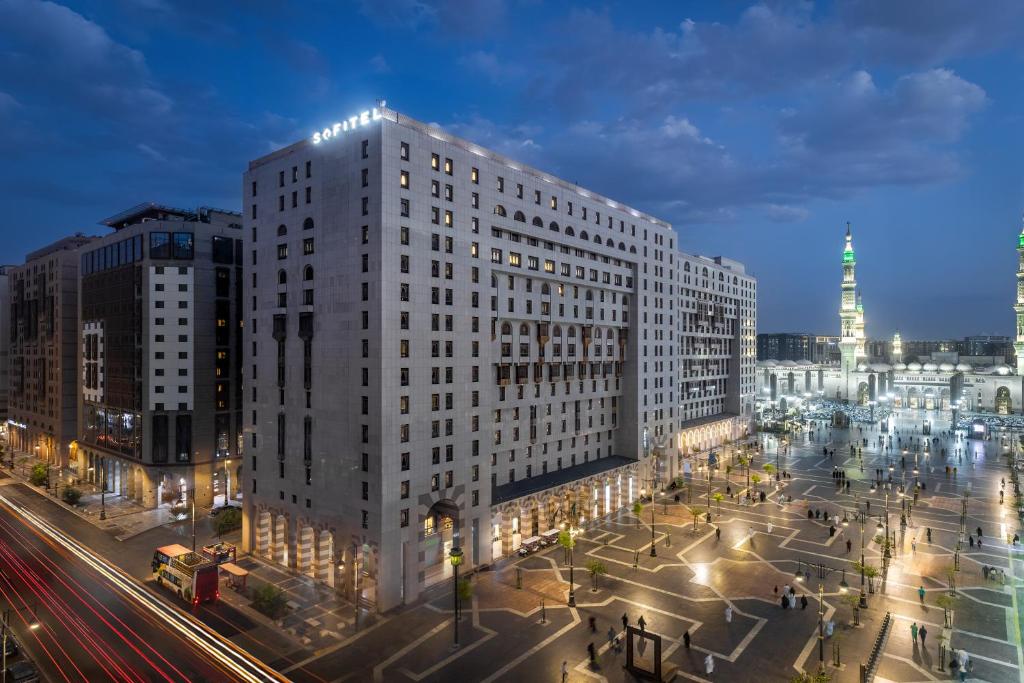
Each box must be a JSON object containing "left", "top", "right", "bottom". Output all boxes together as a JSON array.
[
  {"left": 214, "top": 507, "right": 242, "bottom": 537},
  {"left": 840, "top": 592, "right": 861, "bottom": 626},
  {"left": 586, "top": 559, "right": 607, "bottom": 592},
  {"left": 688, "top": 506, "right": 704, "bottom": 531},
  {"left": 29, "top": 463, "right": 48, "bottom": 487},
  {"left": 632, "top": 501, "right": 643, "bottom": 528},
  {"left": 62, "top": 487, "right": 82, "bottom": 506},
  {"left": 251, "top": 584, "right": 288, "bottom": 619},
  {"left": 859, "top": 564, "right": 879, "bottom": 593},
  {"left": 790, "top": 670, "right": 832, "bottom": 683},
  {"left": 945, "top": 565, "right": 957, "bottom": 595},
  {"left": 762, "top": 463, "right": 776, "bottom": 479},
  {"left": 725, "top": 464, "right": 733, "bottom": 486},
  {"left": 935, "top": 593, "right": 957, "bottom": 627},
  {"left": 712, "top": 493, "right": 729, "bottom": 516},
  {"left": 557, "top": 529, "right": 575, "bottom": 564},
  {"left": 751, "top": 473, "right": 762, "bottom": 490}
]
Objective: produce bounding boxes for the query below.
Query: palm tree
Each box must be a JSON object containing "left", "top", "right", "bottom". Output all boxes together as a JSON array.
[
  {"left": 688, "top": 506, "right": 704, "bottom": 531},
  {"left": 840, "top": 591, "right": 861, "bottom": 626},
  {"left": 586, "top": 559, "right": 607, "bottom": 592},
  {"left": 712, "top": 492, "right": 724, "bottom": 516}
]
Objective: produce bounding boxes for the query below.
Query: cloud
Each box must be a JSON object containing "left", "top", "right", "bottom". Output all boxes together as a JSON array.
[
  {"left": 358, "top": 0, "right": 505, "bottom": 35},
  {"left": 0, "top": 0, "right": 172, "bottom": 121},
  {"left": 458, "top": 50, "right": 524, "bottom": 83},
  {"left": 0, "top": 91, "right": 18, "bottom": 114},
  {"left": 136, "top": 143, "right": 167, "bottom": 163}
]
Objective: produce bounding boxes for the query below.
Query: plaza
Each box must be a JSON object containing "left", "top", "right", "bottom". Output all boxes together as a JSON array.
[{"left": 254, "top": 407, "right": 1022, "bottom": 682}]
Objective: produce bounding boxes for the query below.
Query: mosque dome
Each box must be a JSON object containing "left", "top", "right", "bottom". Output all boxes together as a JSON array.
[
  {"left": 922, "top": 363, "right": 938, "bottom": 372},
  {"left": 955, "top": 363, "right": 972, "bottom": 372},
  {"left": 938, "top": 363, "right": 955, "bottom": 372},
  {"left": 907, "top": 362, "right": 922, "bottom": 371}
]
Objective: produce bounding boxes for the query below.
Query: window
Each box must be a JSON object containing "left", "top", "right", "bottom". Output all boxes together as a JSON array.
[
  {"left": 400, "top": 198, "right": 409, "bottom": 217},
  {"left": 361, "top": 139, "right": 368, "bottom": 158},
  {"left": 400, "top": 170, "right": 409, "bottom": 188},
  {"left": 431, "top": 153, "right": 440, "bottom": 170},
  {"left": 400, "top": 226, "right": 409, "bottom": 245},
  {"left": 149, "top": 232, "right": 171, "bottom": 259},
  {"left": 277, "top": 244, "right": 288, "bottom": 259},
  {"left": 471, "top": 167, "right": 479, "bottom": 184},
  {"left": 400, "top": 141, "right": 409, "bottom": 160},
  {"left": 444, "top": 157, "right": 452, "bottom": 175},
  {"left": 303, "top": 238, "right": 314, "bottom": 255}
]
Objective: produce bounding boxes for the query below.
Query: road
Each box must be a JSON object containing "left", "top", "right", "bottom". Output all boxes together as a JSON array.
[{"left": 0, "top": 487, "right": 286, "bottom": 683}]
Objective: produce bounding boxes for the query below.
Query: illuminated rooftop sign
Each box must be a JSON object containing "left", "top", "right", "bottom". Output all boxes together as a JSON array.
[{"left": 312, "top": 104, "right": 386, "bottom": 144}]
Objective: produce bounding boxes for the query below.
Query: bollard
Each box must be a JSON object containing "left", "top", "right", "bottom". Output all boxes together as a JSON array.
[
  {"left": 833, "top": 639, "right": 841, "bottom": 666},
  {"left": 540, "top": 598, "right": 547, "bottom": 624},
  {"left": 516, "top": 567, "right": 522, "bottom": 589}
]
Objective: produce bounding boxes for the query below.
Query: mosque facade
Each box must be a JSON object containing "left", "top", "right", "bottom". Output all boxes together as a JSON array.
[{"left": 757, "top": 224, "right": 1024, "bottom": 417}]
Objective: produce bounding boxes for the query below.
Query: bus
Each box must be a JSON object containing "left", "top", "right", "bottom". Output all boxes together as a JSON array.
[{"left": 152, "top": 544, "right": 219, "bottom": 606}]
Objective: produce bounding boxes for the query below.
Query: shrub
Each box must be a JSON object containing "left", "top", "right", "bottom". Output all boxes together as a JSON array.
[
  {"left": 62, "top": 487, "right": 82, "bottom": 506},
  {"left": 214, "top": 507, "right": 243, "bottom": 536},
  {"left": 29, "top": 463, "right": 48, "bottom": 487},
  {"left": 251, "top": 584, "right": 288, "bottom": 619}
]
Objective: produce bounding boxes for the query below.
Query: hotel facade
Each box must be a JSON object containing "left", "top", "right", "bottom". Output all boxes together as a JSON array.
[{"left": 242, "top": 107, "right": 756, "bottom": 611}]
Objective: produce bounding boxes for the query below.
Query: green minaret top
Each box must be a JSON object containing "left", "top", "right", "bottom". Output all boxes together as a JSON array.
[
  {"left": 843, "top": 222, "right": 855, "bottom": 263},
  {"left": 1018, "top": 214, "right": 1024, "bottom": 248}
]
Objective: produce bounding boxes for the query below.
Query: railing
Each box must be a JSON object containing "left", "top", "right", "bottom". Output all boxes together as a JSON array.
[{"left": 859, "top": 611, "right": 892, "bottom": 683}]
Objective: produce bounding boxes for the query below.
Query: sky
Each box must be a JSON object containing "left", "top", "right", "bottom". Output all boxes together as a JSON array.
[{"left": 1, "top": 0, "right": 1023, "bottom": 339}]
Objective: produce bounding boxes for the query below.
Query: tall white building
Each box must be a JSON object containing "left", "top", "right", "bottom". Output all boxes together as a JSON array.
[{"left": 241, "top": 106, "right": 756, "bottom": 611}]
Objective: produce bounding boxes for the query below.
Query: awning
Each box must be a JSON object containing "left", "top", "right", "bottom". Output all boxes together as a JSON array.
[{"left": 219, "top": 562, "right": 248, "bottom": 577}]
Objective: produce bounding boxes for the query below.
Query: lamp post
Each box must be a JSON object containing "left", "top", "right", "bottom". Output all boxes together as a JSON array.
[
  {"left": 566, "top": 522, "right": 577, "bottom": 606},
  {"left": 224, "top": 458, "right": 232, "bottom": 506},
  {"left": 795, "top": 559, "right": 848, "bottom": 671},
  {"left": 99, "top": 458, "right": 107, "bottom": 521},
  {"left": 449, "top": 546, "right": 463, "bottom": 648},
  {"left": 650, "top": 508, "right": 657, "bottom": 557}
]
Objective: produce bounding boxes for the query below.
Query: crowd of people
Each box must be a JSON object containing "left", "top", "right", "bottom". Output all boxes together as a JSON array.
[{"left": 800, "top": 399, "right": 893, "bottom": 424}]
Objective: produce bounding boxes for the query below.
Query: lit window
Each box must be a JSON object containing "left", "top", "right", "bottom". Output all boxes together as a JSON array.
[{"left": 400, "top": 170, "right": 409, "bottom": 188}]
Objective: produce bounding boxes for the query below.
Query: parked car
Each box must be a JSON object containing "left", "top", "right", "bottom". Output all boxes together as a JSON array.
[
  {"left": 210, "top": 505, "right": 240, "bottom": 517},
  {"left": 4, "top": 661, "right": 39, "bottom": 683}
]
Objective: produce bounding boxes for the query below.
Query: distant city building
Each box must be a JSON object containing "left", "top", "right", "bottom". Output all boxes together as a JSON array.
[
  {"left": 241, "top": 106, "right": 757, "bottom": 612},
  {"left": 7, "top": 234, "right": 97, "bottom": 467},
  {"left": 757, "top": 333, "right": 839, "bottom": 363},
  {"left": 0, "top": 265, "right": 11, "bottom": 426},
  {"left": 758, "top": 223, "right": 1024, "bottom": 415},
  {"left": 76, "top": 204, "right": 243, "bottom": 508}
]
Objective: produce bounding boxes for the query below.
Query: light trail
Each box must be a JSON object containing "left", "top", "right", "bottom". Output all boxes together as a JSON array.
[{"left": 0, "top": 494, "right": 290, "bottom": 683}]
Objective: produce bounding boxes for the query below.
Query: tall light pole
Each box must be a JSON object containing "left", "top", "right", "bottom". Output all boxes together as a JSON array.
[
  {"left": 224, "top": 458, "right": 232, "bottom": 506},
  {"left": 649, "top": 508, "right": 657, "bottom": 557},
  {"left": 449, "top": 546, "right": 463, "bottom": 648},
  {"left": 795, "top": 559, "right": 848, "bottom": 672},
  {"left": 99, "top": 458, "right": 107, "bottom": 521}
]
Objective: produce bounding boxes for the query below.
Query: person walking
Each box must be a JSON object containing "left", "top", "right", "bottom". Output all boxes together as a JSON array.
[
  {"left": 910, "top": 622, "right": 918, "bottom": 643},
  {"left": 621, "top": 613, "right": 628, "bottom": 630},
  {"left": 911, "top": 539, "right": 917, "bottom": 554},
  {"left": 561, "top": 660, "right": 568, "bottom": 682},
  {"left": 725, "top": 606, "right": 733, "bottom": 623},
  {"left": 748, "top": 525, "right": 754, "bottom": 540},
  {"left": 969, "top": 535, "right": 974, "bottom": 548},
  {"left": 767, "top": 522, "right": 774, "bottom": 535},
  {"left": 704, "top": 653, "right": 714, "bottom": 676},
  {"left": 587, "top": 642, "right": 596, "bottom": 664},
  {"left": 919, "top": 624, "right": 927, "bottom": 647},
  {"left": 846, "top": 539, "right": 852, "bottom": 553},
  {"left": 589, "top": 616, "right": 596, "bottom": 632},
  {"left": 716, "top": 526, "right": 721, "bottom": 541},
  {"left": 800, "top": 594, "right": 808, "bottom": 610},
  {"left": 607, "top": 626, "right": 615, "bottom": 650},
  {"left": 978, "top": 536, "right": 983, "bottom": 549},
  {"left": 683, "top": 630, "right": 691, "bottom": 649},
  {"left": 926, "top": 527, "right": 932, "bottom": 543},
  {"left": 637, "top": 615, "right": 646, "bottom": 632}
]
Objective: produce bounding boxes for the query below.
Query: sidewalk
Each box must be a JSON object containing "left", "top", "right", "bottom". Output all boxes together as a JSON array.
[{"left": 7, "top": 450, "right": 175, "bottom": 539}]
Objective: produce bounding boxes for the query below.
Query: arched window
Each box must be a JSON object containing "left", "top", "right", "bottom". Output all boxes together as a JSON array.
[
  {"left": 519, "top": 323, "right": 529, "bottom": 335},
  {"left": 277, "top": 224, "right": 287, "bottom": 236},
  {"left": 303, "top": 217, "right": 314, "bottom": 230},
  {"left": 580, "top": 230, "right": 589, "bottom": 240},
  {"left": 585, "top": 290, "right": 593, "bottom": 301},
  {"left": 494, "top": 205, "right": 507, "bottom": 217},
  {"left": 549, "top": 221, "right": 559, "bottom": 232},
  {"left": 541, "top": 283, "right": 550, "bottom": 295},
  {"left": 568, "top": 327, "right": 577, "bottom": 337},
  {"left": 684, "top": 263, "right": 691, "bottom": 272},
  {"left": 303, "top": 265, "right": 314, "bottom": 281},
  {"left": 513, "top": 210, "right": 526, "bottom": 222},
  {"left": 552, "top": 324, "right": 562, "bottom": 336},
  {"left": 594, "top": 327, "right": 602, "bottom": 339},
  {"left": 733, "top": 276, "right": 738, "bottom": 284},
  {"left": 593, "top": 234, "right": 602, "bottom": 244},
  {"left": 629, "top": 245, "right": 636, "bottom": 254},
  {"left": 719, "top": 272, "right": 724, "bottom": 281},
  {"left": 532, "top": 216, "right": 544, "bottom": 227},
  {"left": 501, "top": 322, "right": 512, "bottom": 335},
  {"left": 605, "top": 238, "right": 614, "bottom": 247},
  {"left": 565, "top": 226, "right": 575, "bottom": 236},
  {"left": 278, "top": 270, "right": 287, "bottom": 285},
  {"left": 618, "top": 242, "right": 625, "bottom": 251},
  {"left": 702, "top": 267, "right": 708, "bottom": 277}
]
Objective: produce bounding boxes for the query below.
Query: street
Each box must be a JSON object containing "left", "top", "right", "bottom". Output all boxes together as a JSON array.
[{"left": 0, "top": 479, "right": 286, "bottom": 683}]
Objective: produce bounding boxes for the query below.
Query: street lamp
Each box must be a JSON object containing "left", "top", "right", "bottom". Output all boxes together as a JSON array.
[
  {"left": 224, "top": 458, "right": 232, "bottom": 506},
  {"left": 99, "top": 459, "right": 107, "bottom": 520},
  {"left": 794, "top": 559, "right": 848, "bottom": 670},
  {"left": 564, "top": 522, "right": 578, "bottom": 606},
  {"left": 449, "top": 546, "right": 463, "bottom": 649},
  {"left": 650, "top": 508, "right": 657, "bottom": 558}
]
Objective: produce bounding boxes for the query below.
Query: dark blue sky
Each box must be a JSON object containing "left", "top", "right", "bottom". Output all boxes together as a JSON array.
[{"left": 1, "top": 0, "right": 1023, "bottom": 338}]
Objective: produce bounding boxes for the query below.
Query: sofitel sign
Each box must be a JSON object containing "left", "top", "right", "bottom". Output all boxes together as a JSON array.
[{"left": 311, "top": 104, "right": 385, "bottom": 144}]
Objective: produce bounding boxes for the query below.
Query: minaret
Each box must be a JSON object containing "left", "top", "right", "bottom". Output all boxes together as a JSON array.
[
  {"left": 1015, "top": 217, "right": 1024, "bottom": 374},
  {"left": 839, "top": 222, "right": 859, "bottom": 400},
  {"left": 892, "top": 332, "right": 903, "bottom": 364},
  {"left": 855, "top": 292, "right": 867, "bottom": 361}
]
